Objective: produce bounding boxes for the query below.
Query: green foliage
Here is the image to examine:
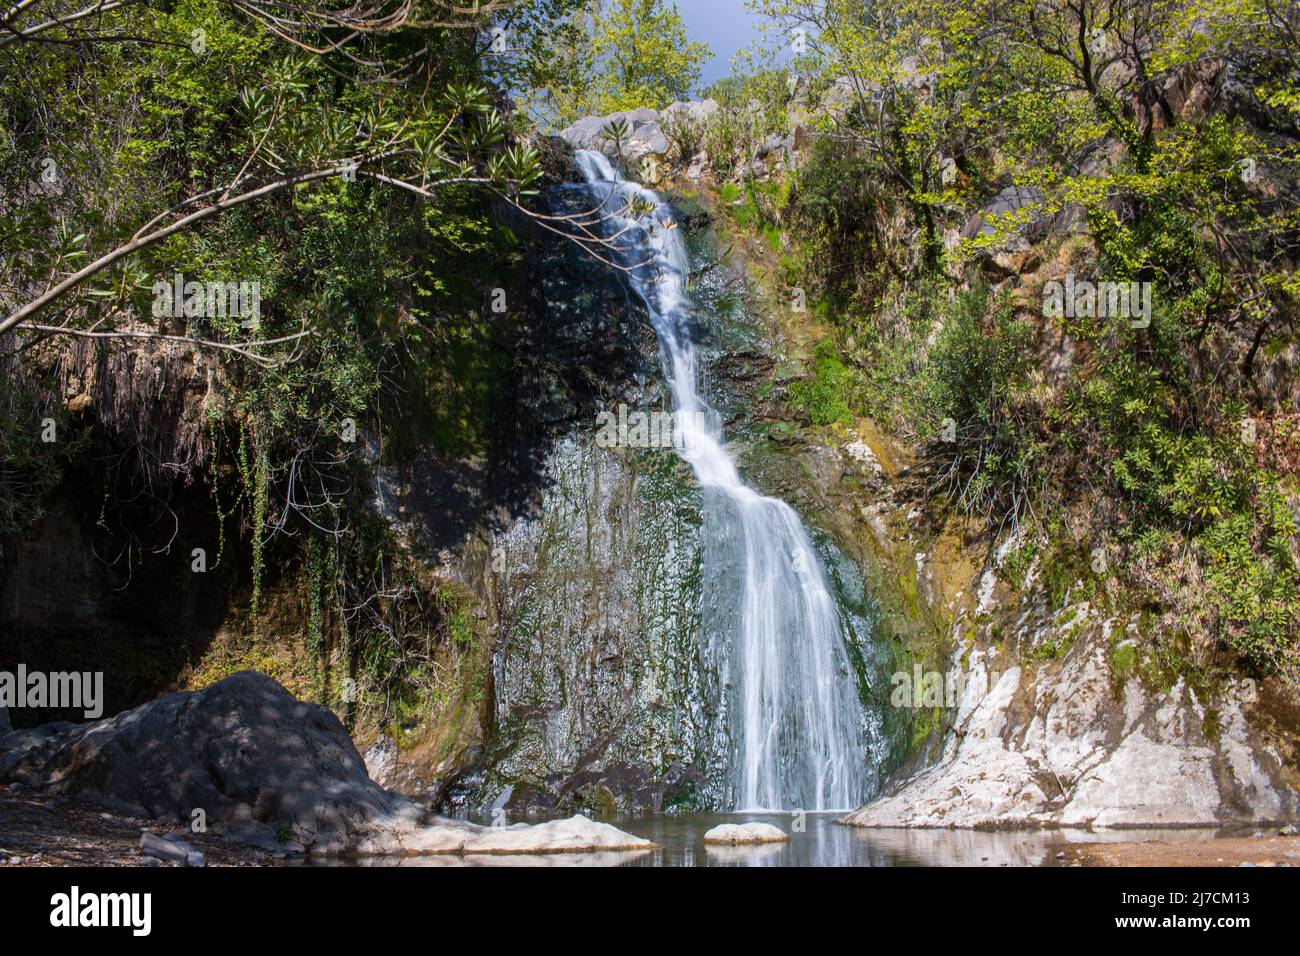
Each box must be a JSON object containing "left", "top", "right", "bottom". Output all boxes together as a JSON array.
[
  {"left": 0, "top": 1, "right": 546, "bottom": 722},
  {"left": 589, "top": 0, "right": 711, "bottom": 112},
  {"left": 527, "top": 0, "right": 712, "bottom": 123},
  {"left": 790, "top": 340, "right": 856, "bottom": 426},
  {"left": 697, "top": 70, "right": 792, "bottom": 180},
  {"left": 926, "top": 288, "right": 1041, "bottom": 519}
]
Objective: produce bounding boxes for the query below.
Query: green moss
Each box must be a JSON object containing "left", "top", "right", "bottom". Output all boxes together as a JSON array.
[
  {"left": 1202, "top": 707, "right": 1222, "bottom": 742},
  {"left": 1108, "top": 640, "right": 1138, "bottom": 678},
  {"left": 1028, "top": 638, "right": 1068, "bottom": 662},
  {"left": 789, "top": 340, "right": 855, "bottom": 426}
]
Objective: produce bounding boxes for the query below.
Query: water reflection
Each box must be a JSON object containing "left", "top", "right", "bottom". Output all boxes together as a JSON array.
[{"left": 308, "top": 813, "right": 1240, "bottom": 867}]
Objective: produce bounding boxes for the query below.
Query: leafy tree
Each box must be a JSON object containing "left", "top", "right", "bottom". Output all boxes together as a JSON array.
[
  {"left": 0, "top": 0, "right": 639, "bottom": 709},
  {"left": 591, "top": 0, "right": 711, "bottom": 112},
  {"left": 528, "top": 0, "right": 712, "bottom": 123}
]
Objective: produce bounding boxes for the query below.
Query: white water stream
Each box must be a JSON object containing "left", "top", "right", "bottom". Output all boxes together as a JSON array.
[{"left": 573, "top": 150, "right": 866, "bottom": 810}]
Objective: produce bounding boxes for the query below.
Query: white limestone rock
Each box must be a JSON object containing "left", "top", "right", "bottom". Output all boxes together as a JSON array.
[
  {"left": 354, "top": 812, "right": 655, "bottom": 857},
  {"left": 703, "top": 822, "right": 790, "bottom": 845},
  {"left": 842, "top": 619, "right": 1298, "bottom": 830}
]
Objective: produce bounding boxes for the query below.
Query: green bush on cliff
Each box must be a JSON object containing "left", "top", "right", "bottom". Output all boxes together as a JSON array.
[
  {"left": 790, "top": 340, "right": 856, "bottom": 426},
  {"left": 925, "top": 288, "right": 1042, "bottom": 521}
]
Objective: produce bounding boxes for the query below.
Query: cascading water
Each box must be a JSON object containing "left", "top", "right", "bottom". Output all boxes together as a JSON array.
[{"left": 571, "top": 150, "right": 867, "bottom": 811}]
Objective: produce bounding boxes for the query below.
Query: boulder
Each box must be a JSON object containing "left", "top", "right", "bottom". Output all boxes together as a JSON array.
[
  {"left": 139, "top": 831, "right": 203, "bottom": 866},
  {"left": 686, "top": 151, "right": 710, "bottom": 181},
  {"left": 0, "top": 671, "right": 652, "bottom": 856},
  {"left": 703, "top": 822, "right": 790, "bottom": 845},
  {"left": 348, "top": 811, "right": 655, "bottom": 856},
  {"left": 0, "top": 670, "right": 400, "bottom": 851},
  {"left": 661, "top": 98, "right": 719, "bottom": 125},
  {"left": 559, "top": 100, "right": 719, "bottom": 168},
  {"left": 560, "top": 107, "right": 668, "bottom": 159}
]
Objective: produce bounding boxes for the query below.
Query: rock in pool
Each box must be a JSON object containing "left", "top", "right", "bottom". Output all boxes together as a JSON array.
[{"left": 703, "top": 822, "right": 790, "bottom": 845}]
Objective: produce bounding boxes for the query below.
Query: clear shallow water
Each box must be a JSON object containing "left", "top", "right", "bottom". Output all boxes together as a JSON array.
[{"left": 312, "top": 814, "right": 1243, "bottom": 867}]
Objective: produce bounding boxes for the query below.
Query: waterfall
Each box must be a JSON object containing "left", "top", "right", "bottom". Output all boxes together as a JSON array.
[{"left": 571, "top": 150, "right": 868, "bottom": 811}]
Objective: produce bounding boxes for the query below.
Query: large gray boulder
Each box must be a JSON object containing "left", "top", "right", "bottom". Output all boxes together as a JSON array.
[
  {"left": 559, "top": 100, "right": 719, "bottom": 164},
  {"left": 960, "top": 185, "right": 1048, "bottom": 241},
  {"left": 0, "top": 671, "right": 653, "bottom": 856},
  {"left": 562, "top": 107, "right": 666, "bottom": 156},
  {"left": 0, "top": 670, "right": 399, "bottom": 850}
]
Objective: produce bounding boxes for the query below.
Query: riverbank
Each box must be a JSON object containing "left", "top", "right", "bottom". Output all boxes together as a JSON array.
[
  {"left": 0, "top": 784, "right": 279, "bottom": 867},
  {"left": 1069, "top": 832, "right": 1300, "bottom": 868}
]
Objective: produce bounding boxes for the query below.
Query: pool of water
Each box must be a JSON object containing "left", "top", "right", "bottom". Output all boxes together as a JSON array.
[{"left": 314, "top": 813, "right": 1245, "bottom": 867}]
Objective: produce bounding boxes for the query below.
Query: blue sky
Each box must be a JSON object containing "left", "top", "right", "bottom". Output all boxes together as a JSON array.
[{"left": 674, "top": 0, "right": 767, "bottom": 89}]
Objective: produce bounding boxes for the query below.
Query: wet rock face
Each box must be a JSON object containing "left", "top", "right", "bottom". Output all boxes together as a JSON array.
[
  {"left": 436, "top": 196, "right": 730, "bottom": 816},
  {"left": 438, "top": 196, "right": 900, "bottom": 817},
  {"left": 454, "top": 436, "right": 723, "bottom": 816}
]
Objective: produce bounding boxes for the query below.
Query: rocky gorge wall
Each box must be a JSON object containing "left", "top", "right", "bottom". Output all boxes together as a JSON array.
[{"left": 540, "top": 95, "right": 1299, "bottom": 828}]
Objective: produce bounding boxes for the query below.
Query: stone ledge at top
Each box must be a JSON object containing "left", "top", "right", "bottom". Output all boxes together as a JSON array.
[{"left": 559, "top": 100, "right": 720, "bottom": 159}]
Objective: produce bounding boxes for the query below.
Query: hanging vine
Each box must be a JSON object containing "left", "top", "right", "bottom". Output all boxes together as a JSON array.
[
  {"left": 236, "top": 424, "right": 269, "bottom": 635},
  {"left": 306, "top": 532, "right": 325, "bottom": 701},
  {"left": 205, "top": 414, "right": 245, "bottom": 571}
]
